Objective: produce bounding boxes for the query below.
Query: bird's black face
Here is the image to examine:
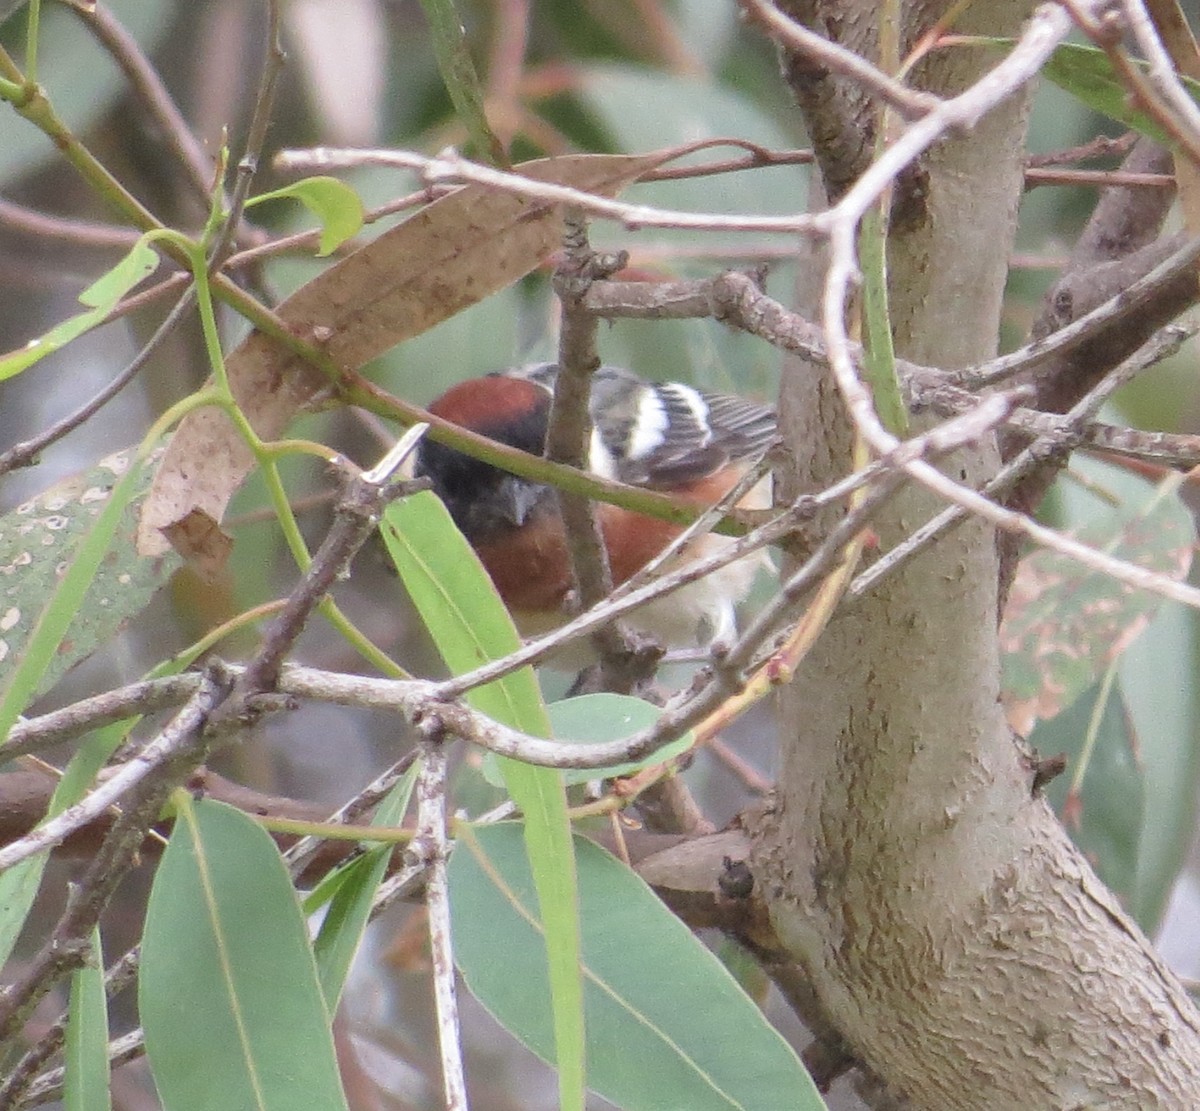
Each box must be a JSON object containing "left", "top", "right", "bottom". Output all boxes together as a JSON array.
[{"left": 415, "top": 407, "right": 552, "bottom": 542}]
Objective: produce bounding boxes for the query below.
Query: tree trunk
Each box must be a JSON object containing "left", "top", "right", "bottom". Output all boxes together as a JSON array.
[{"left": 752, "top": 2, "right": 1200, "bottom": 1105}]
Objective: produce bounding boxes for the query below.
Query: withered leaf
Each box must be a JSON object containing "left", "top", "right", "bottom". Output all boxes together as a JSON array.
[
  {"left": 138, "top": 152, "right": 669, "bottom": 555},
  {"left": 160, "top": 508, "right": 234, "bottom": 582}
]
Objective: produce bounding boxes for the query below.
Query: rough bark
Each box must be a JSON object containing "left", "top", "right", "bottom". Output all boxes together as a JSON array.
[{"left": 753, "top": 2, "right": 1200, "bottom": 1106}]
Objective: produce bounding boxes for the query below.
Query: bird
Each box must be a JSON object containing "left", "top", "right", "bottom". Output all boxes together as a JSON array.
[{"left": 413, "top": 362, "right": 776, "bottom": 653}]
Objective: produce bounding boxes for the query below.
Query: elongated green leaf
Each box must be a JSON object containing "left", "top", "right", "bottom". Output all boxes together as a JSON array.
[
  {"left": 859, "top": 205, "right": 907, "bottom": 435},
  {"left": 382, "top": 490, "right": 584, "bottom": 1109},
  {"left": 1041, "top": 43, "right": 1188, "bottom": 144},
  {"left": 0, "top": 238, "right": 159, "bottom": 380},
  {"left": 141, "top": 798, "right": 348, "bottom": 1111},
  {"left": 311, "top": 763, "right": 419, "bottom": 1009},
  {"left": 417, "top": 0, "right": 507, "bottom": 165},
  {"left": 962, "top": 39, "right": 1199, "bottom": 144},
  {"left": 382, "top": 492, "right": 536, "bottom": 703},
  {"left": 0, "top": 857, "right": 45, "bottom": 975},
  {"left": 451, "top": 824, "right": 824, "bottom": 1111},
  {"left": 245, "top": 177, "right": 364, "bottom": 256},
  {"left": 481, "top": 692, "right": 697, "bottom": 789},
  {"left": 64, "top": 926, "right": 110, "bottom": 1111}
]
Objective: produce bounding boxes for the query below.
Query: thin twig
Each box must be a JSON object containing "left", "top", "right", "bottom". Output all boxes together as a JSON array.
[
  {"left": 0, "top": 288, "right": 197, "bottom": 476},
  {"left": 1119, "top": 0, "right": 1200, "bottom": 167},
  {"left": 0, "top": 197, "right": 143, "bottom": 248},
  {"left": 17, "top": 1028, "right": 145, "bottom": 1108},
  {"left": 640, "top": 146, "right": 815, "bottom": 181},
  {"left": 207, "top": 0, "right": 286, "bottom": 266},
  {"left": 274, "top": 145, "right": 825, "bottom": 235},
  {"left": 1, "top": 674, "right": 201, "bottom": 758},
  {"left": 1024, "top": 167, "right": 1174, "bottom": 189},
  {"left": 1026, "top": 131, "right": 1138, "bottom": 167},
  {"left": 0, "top": 946, "right": 141, "bottom": 1108},
  {"left": 548, "top": 211, "right": 620, "bottom": 613},
  {"left": 705, "top": 736, "right": 773, "bottom": 794},
  {"left": 282, "top": 749, "right": 420, "bottom": 877},
  {"left": 549, "top": 211, "right": 648, "bottom": 683},
  {"left": 738, "top": 0, "right": 941, "bottom": 120},
  {"left": 0, "top": 674, "right": 225, "bottom": 873},
  {"left": 851, "top": 325, "right": 1194, "bottom": 599},
  {"left": 64, "top": 0, "right": 217, "bottom": 209},
  {"left": 413, "top": 741, "right": 468, "bottom": 1110}
]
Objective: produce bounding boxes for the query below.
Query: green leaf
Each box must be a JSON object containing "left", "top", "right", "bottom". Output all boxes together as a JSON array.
[
  {"left": 141, "top": 798, "right": 348, "bottom": 1111},
  {"left": 962, "top": 39, "right": 1197, "bottom": 144},
  {"left": 382, "top": 491, "right": 535, "bottom": 690},
  {"left": 450, "top": 824, "right": 825, "bottom": 1111},
  {"left": 0, "top": 237, "right": 159, "bottom": 380},
  {"left": 1014, "top": 457, "right": 1200, "bottom": 931},
  {"left": 311, "top": 763, "right": 419, "bottom": 1009},
  {"left": 63, "top": 927, "right": 111, "bottom": 1111},
  {"left": 382, "top": 490, "right": 584, "bottom": 1110},
  {"left": 0, "top": 447, "right": 178, "bottom": 719},
  {"left": 859, "top": 204, "right": 907, "bottom": 435},
  {"left": 548, "top": 693, "right": 694, "bottom": 786},
  {"left": 0, "top": 857, "right": 46, "bottom": 978},
  {"left": 1120, "top": 600, "right": 1200, "bottom": 932},
  {"left": 245, "top": 177, "right": 364, "bottom": 256},
  {"left": 1034, "top": 675, "right": 1144, "bottom": 908},
  {"left": 1041, "top": 43, "right": 1186, "bottom": 144},
  {"left": 1000, "top": 464, "right": 1193, "bottom": 736},
  {"left": 416, "top": 0, "right": 507, "bottom": 166}
]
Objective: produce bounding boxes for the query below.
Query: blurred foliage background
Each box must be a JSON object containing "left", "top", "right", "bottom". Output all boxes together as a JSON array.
[{"left": 2, "top": 2, "right": 1200, "bottom": 1108}]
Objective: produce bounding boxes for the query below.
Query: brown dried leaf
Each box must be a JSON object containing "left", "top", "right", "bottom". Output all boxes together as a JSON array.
[
  {"left": 138, "top": 152, "right": 668, "bottom": 555},
  {"left": 160, "top": 508, "right": 234, "bottom": 581}
]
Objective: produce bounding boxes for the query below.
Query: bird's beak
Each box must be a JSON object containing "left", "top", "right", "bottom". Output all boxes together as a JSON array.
[{"left": 495, "top": 474, "right": 545, "bottom": 527}]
